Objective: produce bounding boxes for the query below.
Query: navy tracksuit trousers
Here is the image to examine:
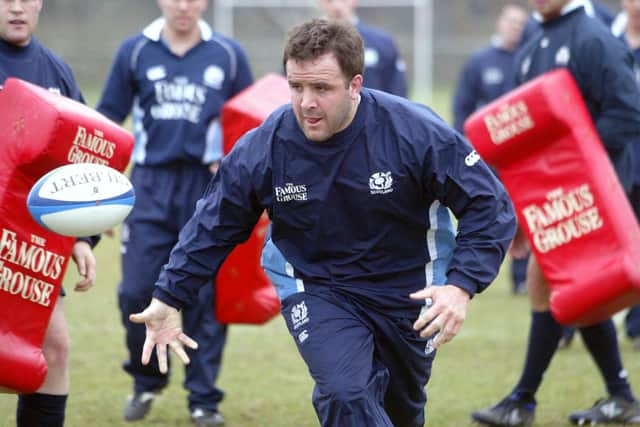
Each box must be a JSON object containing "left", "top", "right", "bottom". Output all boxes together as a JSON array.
[{"left": 281, "top": 285, "right": 435, "bottom": 427}]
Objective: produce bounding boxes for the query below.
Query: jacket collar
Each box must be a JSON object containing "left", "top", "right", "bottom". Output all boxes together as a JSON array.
[
  {"left": 533, "top": 0, "right": 593, "bottom": 22},
  {"left": 142, "top": 18, "right": 213, "bottom": 42}
]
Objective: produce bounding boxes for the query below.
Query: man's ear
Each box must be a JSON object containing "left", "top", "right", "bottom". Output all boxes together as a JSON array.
[{"left": 349, "top": 74, "right": 363, "bottom": 99}]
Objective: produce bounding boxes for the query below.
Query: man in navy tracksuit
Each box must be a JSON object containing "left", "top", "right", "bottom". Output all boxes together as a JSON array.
[
  {"left": 453, "top": 4, "right": 528, "bottom": 294},
  {"left": 317, "top": 0, "right": 407, "bottom": 97},
  {"left": 96, "top": 0, "right": 253, "bottom": 425},
  {"left": 0, "top": 1, "right": 99, "bottom": 426},
  {"left": 472, "top": 1, "right": 640, "bottom": 426},
  {"left": 130, "top": 19, "right": 516, "bottom": 427},
  {"left": 618, "top": 0, "right": 640, "bottom": 352}
]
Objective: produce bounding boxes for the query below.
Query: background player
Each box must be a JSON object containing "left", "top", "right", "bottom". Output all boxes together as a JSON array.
[
  {"left": 96, "top": 0, "right": 253, "bottom": 425},
  {"left": 452, "top": 3, "right": 527, "bottom": 135},
  {"left": 471, "top": 1, "right": 640, "bottom": 425},
  {"left": 452, "top": 3, "right": 528, "bottom": 295}
]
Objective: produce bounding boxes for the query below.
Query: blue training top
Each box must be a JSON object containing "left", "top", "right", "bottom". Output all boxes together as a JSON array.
[
  {"left": 357, "top": 21, "right": 407, "bottom": 98},
  {"left": 515, "top": 6, "right": 640, "bottom": 192},
  {"left": 153, "top": 88, "right": 516, "bottom": 313},
  {"left": 96, "top": 19, "right": 254, "bottom": 167},
  {"left": 452, "top": 41, "right": 518, "bottom": 133},
  {"left": 0, "top": 37, "right": 83, "bottom": 101}
]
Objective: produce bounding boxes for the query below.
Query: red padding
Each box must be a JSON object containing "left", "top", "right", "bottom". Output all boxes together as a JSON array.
[
  {"left": 0, "top": 78, "right": 133, "bottom": 392},
  {"left": 464, "top": 69, "right": 640, "bottom": 326}
]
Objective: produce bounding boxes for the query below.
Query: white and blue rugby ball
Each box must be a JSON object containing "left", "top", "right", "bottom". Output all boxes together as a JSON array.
[{"left": 27, "top": 163, "right": 135, "bottom": 237}]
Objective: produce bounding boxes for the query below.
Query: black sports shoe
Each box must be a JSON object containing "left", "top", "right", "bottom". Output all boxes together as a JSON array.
[
  {"left": 123, "top": 391, "right": 157, "bottom": 421},
  {"left": 471, "top": 397, "right": 535, "bottom": 426},
  {"left": 569, "top": 396, "right": 640, "bottom": 425},
  {"left": 191, "top": 408, "right": 225, "bottom": 426}
]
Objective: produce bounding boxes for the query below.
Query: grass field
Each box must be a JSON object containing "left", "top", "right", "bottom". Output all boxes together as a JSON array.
[{"left": 0, "top": 87, "right": 638, "bottom": 426}]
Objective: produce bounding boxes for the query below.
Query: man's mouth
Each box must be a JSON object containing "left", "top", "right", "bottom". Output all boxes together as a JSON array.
[{"left": 305, "top": 117, "right": 322, "bottom": 125}]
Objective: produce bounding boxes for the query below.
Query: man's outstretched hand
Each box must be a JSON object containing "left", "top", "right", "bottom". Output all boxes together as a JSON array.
[{"left": 129, "top": 298, "right": 198, "bottom": 373}]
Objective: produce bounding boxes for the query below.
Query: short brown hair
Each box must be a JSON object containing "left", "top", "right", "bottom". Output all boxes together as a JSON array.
[{"left": 282, "top": 18, "right": 364, "bottom": 82}]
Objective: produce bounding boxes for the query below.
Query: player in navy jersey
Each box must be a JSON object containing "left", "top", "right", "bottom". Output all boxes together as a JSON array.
[
  {"left": 618, "top": 0, "right": 640, "bottom": 352},
  {"left": 127, "top": 18, "right": 516, "bottom": 427},
  {"left": 316, "top": 0, "right": 408, "bottom": 97},
  {"left": 516, "top": 0, "right": 615, "bottom": 350},
  {"left": 453, "top": 4, "right": 528, "bottom": 295},
  {"left": 0, "top": 1, "right": 98, "bottom": 426},
  {"left": 471, "top": 1, "right": 640, "bottom": 426},
  {"left": 453, "top": 4, "right": 527, "bottom": 134},
  {"left": 96, "top": 0, "right": 253, "bottom": 425}
]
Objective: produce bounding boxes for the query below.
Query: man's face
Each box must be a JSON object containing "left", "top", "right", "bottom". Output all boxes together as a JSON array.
[
  {"left": 0, "top": 0, "right": 42, "bottom": 46},
  {"left": 530, "top": 0, "right": 571, "bottom": 20},
  {"left": 316, "top": 0, "right": 357, "bottom": 23},
  {"left": 497, "top": 6, "right": 527, "bottom": 50},
  {"left": 622, "top": 0, "right": 640, "bottom": 31},
  {"left": 157, "top": 0, "right": 207, "bottom": 35},
  {"left": 286, "top": 52, "right": 362, "bottom": 142}
]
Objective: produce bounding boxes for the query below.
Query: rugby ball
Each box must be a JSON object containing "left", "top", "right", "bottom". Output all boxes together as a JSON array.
[{"left": 27, "top": 163, "right": 135, "bottom": 237}]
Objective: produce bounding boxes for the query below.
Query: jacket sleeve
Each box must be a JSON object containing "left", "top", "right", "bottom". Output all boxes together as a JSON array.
[
  {"left": 153, "top": 131, "right": 268, "bottom": 308},
  {"left": 422, "top": 124, "right": 516, "bottom": 296},
  {"left": 573, "top": 35, "right": 640, "bottom": 151},
  {"left": 96, "top": 38, "right": 139, "bottom": 123}
]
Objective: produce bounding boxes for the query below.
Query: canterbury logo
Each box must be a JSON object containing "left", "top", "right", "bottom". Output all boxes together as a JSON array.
[{"left": 465, "top": 150, "right": 481, "bottom": 166}]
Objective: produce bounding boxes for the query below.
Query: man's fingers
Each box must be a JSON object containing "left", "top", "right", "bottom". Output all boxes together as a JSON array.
[
  {"left": 141, "top": 338, "right": 154, "bottom": 366},
  {"left": 419, "top": 317, "right": 443, "bottom": 338},
  {"left": 85, "top": 262, "right": 96, "bottom": 285},
  {"left": 129, "top": 311, "right": 147, "bottom": 324},
  {"left": 409, "top": 288, "right": 433, "bottom": 300},
  {"left": 433, "top": 321, "right": 453, "bottom": 346},
  {"left": 413, "top": 297, "right": 437, "bottom": 332},
  {"left": 73, "top": 256, "right": 95, "bottom": 291},
  {"left": 157, "top": 342, "right": 168, "bottom": 374},
  {"left": 178, "top": 333, "right": 199, "bottom": 350},
  {"left": 413, "top": 313, "right": 432, "bottom": 332},
  {"left": 75, "top": 256, "right": 86, "bottom": 277},
  {"left": 74, "top": 275, "right": 94, "bottom": 291},
  {"left": 431, "top": 316, "right": 464, "bottom": 347},
  {"left": 169, "top": 341, "right": 191, "bottom": 365},
  {"left": 440, "top": 325, "right": 459, "bottom": 347},
  {"left": 74, "top": 280, "right": 91, "bottom": 292}
]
